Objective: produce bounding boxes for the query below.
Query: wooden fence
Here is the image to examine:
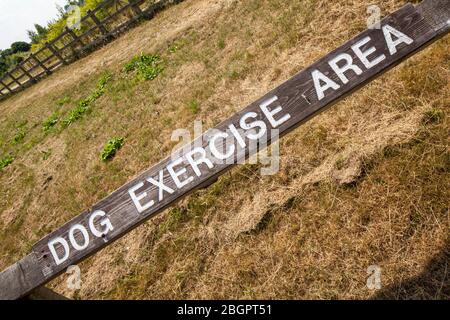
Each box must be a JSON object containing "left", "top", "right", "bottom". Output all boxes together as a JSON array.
[
  {"left": 0, "top": 0, "right": 184, "bottom": 101},
  {"left": 0, "top": 0, "right": 448, "bottom": 300}
]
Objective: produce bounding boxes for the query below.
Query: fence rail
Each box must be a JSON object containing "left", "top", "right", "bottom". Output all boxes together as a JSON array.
[
  {"left": 0, "top": 0, "right": 448, "bottom": 300},
  {"left": 0, "top": 0, "right": 184, "bottom": 101}
]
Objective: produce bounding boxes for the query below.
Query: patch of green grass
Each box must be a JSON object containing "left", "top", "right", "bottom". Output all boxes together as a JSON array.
[
  {"left": 124, "top": 53, "right": 163, "bottom": 81},
  {"left": 162, "top": 117, "right": 173, "bottom": 126},
  {"left": 218, "top": 38, "right": 226, "bottom": 49},
  {"left": 61, "top": 103, "right": 89, "bottom": 128},
  {"left": 42, "top": 113, "right": 59, "bottom": 132},
  {"left": 187, "top": 100, "right": 200, "bottom": 114},
  {"left": 100, "top": 137, "right": 125, "bottom": 162},
  {"left": 168, "top": 44, "right": 179, "bottom": 54},
  {"left": 0, "top": 155, "right": 14, "bottom": 169},
  {"left": 168, "top": 39, "right": 187, "bottom": 55},
  {"left": 57, "top": 96, "right": 71, "bottom": 107}
]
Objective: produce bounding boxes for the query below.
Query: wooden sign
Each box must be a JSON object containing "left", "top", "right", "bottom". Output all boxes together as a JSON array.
[{"left": 0, "top": 0, "right": 449, "bottom": 299}]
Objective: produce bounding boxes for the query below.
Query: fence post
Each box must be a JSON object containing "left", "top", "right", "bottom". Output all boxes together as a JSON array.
[
  {"left": 7, "top": 72, "right": 23, "bottom": 88},
  {"left": 0, "top": 79, "right": 14, "bottom": 94},
  {"left": 128, "top": 0, "right": 143, "bottom": 16},
  {"left": 88, "top": 9, "right": 110, "bottom": 39},
  {"left": 18, "top": 64, "right": 36, "bottom": 84},
  {"left": 65, "top": 27, "right": 85, "bottom": 59},
  {"left": 47, "top": 43, "right": 67, "bottom": 66},
  {"left": 66, "top": 27, "right": 85, "bottom": 47},
  {"left": 30, "top": 54, "right": 52, "bottom": 76}
]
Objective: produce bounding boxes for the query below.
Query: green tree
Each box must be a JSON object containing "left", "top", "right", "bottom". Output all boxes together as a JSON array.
[
  {"left": 27, "top": 24, "right": 48, "bottom": 44},
  {"left": 10, "top": 42, "right": 31, "bottom": 54}
]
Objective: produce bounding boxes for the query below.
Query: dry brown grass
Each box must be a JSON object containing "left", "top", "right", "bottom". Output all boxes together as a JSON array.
[{"left": 0, "top": 0, "right": 448, "bottom": 299}]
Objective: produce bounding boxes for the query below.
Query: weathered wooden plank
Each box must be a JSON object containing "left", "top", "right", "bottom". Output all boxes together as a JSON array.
[
  {"left": 0, "top": 254, "right": 44, "bottom": 300},
  {"left": 417, "top": 0, "right": 450, "bottom": 33},
  {"left": 0, "top": 0, "right": 448, "bottom": 300}
]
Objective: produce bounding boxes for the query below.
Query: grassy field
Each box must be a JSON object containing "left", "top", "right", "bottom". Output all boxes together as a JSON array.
[{"left": 0, "top": 0, "right": 448, "bottom": 299}]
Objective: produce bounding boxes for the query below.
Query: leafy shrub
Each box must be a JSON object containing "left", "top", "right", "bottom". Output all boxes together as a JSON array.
[
  {"left": 124, "top": 53, "right": 163, "bottom": 81},
  {"left": 27, "top": 24, "right": 48, "bottom": 45},
  {"left": 100, "top": 137, "right": 125, "bottom": 162},
  {"left": 0, "top": 155, "right": 14, "bottom": 169}
]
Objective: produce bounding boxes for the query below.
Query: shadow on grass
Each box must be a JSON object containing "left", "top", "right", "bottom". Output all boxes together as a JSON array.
[{"left": 372, "top": 238, "right": 449, "bottom": 300}]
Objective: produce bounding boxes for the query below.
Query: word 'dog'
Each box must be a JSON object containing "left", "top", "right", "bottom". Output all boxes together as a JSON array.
[{"left": 48, "top": 211, "right": 114, "bottom": 265}]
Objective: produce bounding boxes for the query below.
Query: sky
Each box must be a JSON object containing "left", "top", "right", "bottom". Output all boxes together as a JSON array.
[{"left": 0, "top": 0, "right": 68, "bottom": 50}]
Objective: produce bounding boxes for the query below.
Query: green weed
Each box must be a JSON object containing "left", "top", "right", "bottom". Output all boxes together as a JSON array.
[
  {"left": 57, "top": 96, "right": 71, "bottom": 107},
  {"left": 41, "top": 150, "right": 52, "bottom": 161},
  {"left": 124, "top": 53, "right": 163, "bottom": 81},
  {"left": 0, "top": 155, "right": 14, "bottom": 169},
  {"left": 12, "top": 131, "right": 26, "bottom": 145},
  {"left": 61, "top": 73, "right": 111, "bottom": 128},
  {"left": 42, "top": 113, "right": 59, "bottom": 132},
  {"left": 100, "top": 137, "right": 125, "bottom": 162}
]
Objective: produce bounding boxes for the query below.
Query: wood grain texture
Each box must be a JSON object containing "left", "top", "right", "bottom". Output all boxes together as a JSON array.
[
  {"left": 0, "top": 0, "right": 448, "bottom": 300},
  {"left": 417, "top": 0, "right": 450, "bottom": 33}
]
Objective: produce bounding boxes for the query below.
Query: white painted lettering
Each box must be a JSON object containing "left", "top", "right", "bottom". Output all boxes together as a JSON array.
[
  {"left": 259, "top": 96, "right": 291, "bottom": 128},
  {"left": 128, "top": 182, "right": 154, "bottom": 213},
  {"left": 351, "top": 36, "right": 386, "bottom": 69},
  {"left": 167, "top": 158, "right": 194, "bottom": 189},
  {"left": 312, "top": 70, "right": 341, "bottom": 101},
  {"left": 328, "top": 53, "right": 363, "bottom": 84},
  {"left": 185, "top": 147, "right": 214, "bottom": 177},
  {"left": 382, "top": 24, "right": 413, "bottom": 55}
]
